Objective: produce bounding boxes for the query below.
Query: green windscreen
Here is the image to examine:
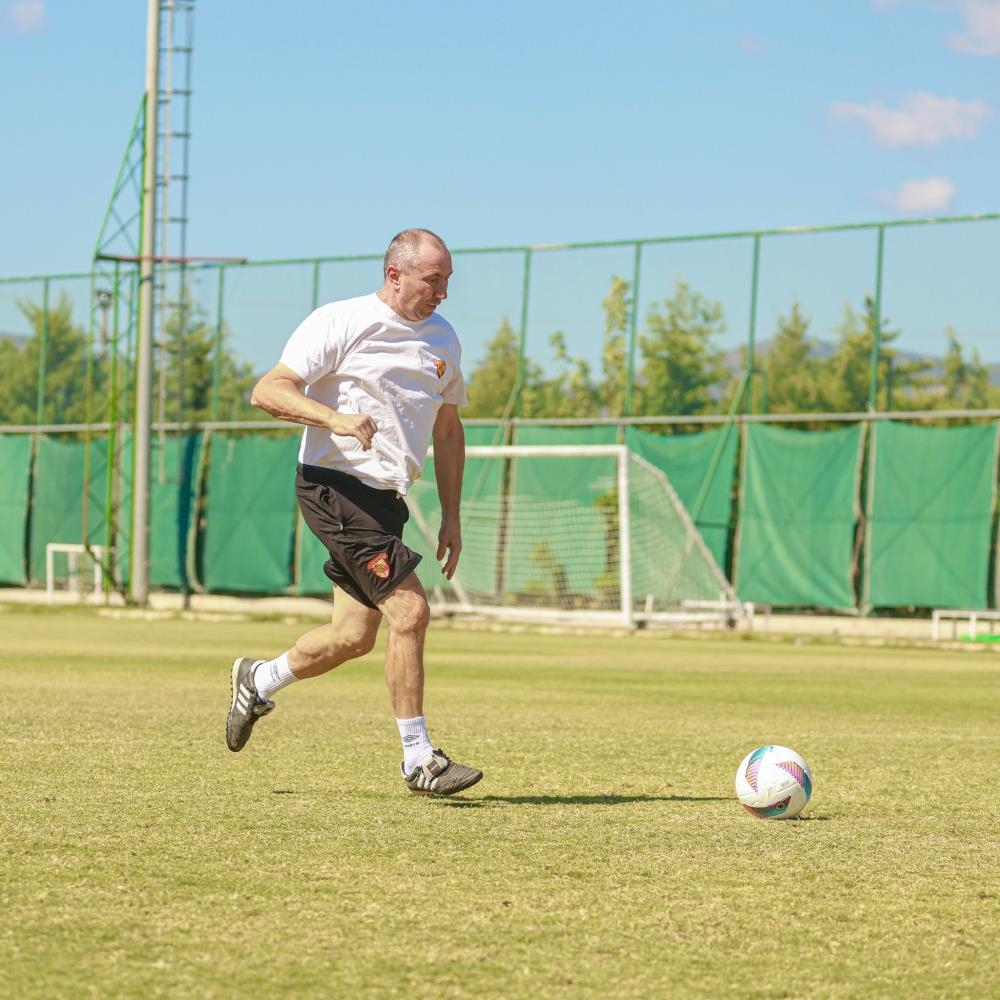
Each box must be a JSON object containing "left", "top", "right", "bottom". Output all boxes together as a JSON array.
[
  {"left": 865, "top": 422, "right": 999, "bottom": 609},
  {"left": 403, "top": 453, "right": 505, "bottom": 600},
  {"left": 464, "top": 422, "right": 506, "bottom": 447},
  {"left": 624, "top": 426, "right": 737, "bottom": 569},
  {"left": 296, "top": 513, "right": 332, "bottom": 596},
  {"left": 403, "top": 420, "right": 507, "bottom": 600},
  {"left": 735, "top": 423, "right": 863, "bottom": 608},
  {"left": 502, "top": 426, "right": 618, "bottom": 605},
  {"left": 149, "top": 434, "right": 205, "bottom": 589},
  {"left": 0, "top": 436, "right": 32, "bottom": 584},
  {"left": 504, "top": 452, "right": 617, "bottom": 605},
  {"left": 201, "top": 434, "right": 300, "bottom": 593},
  {"left": 513, "top": 425, "right": 618, "bottom": 446},
  {"left": 29, "top": 437, "right": 106, "bottom": 584}
]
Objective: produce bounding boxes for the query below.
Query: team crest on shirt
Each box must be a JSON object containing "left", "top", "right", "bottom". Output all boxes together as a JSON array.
[
  {"left": 433, "top": 358, "right": 447, "bottom": 379},
  {"left": 365, "top": 552, "right": 391, "bottom": 579}
]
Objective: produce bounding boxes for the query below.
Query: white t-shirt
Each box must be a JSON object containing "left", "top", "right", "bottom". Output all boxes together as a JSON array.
[{"left": 278, "top": 293, "right": 467, "bottom": 495}]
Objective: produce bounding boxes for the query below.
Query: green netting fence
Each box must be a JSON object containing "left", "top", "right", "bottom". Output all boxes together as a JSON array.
[
  {"left": 4, "top": 418, "right": 1000, "bottom": 611},
  {"left": 200, "top": 433, "right": 301, "bottom": 593},
  {"left": 0, "top": 436, "right": 31, "bottom": 584},
  {"left": 864, "top": 422, "right": 999, "bottom": 610},
  {"left": 623, "top": 426, "right": 737, "bottom": 570},
  {"left": 30, "top": 436, "right": 110, "bottom": 584},
  {"left": 149, "top": 434, "right": 204, "bottom": 588},
  {"left": 23, "top": 433, "right": 204, "bottom": 591},
  {"left": 734, "top": 424, "right": 864, "bottom": 609}
]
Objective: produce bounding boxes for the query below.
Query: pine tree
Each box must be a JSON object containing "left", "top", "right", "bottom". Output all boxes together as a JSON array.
[{"left": 635, "top": 281, "right": 727, "bottom": 418}]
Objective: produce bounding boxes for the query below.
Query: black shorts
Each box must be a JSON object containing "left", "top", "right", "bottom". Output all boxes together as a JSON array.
[{"left": 296, "top": 464, "right": 422, "bottom": 609}]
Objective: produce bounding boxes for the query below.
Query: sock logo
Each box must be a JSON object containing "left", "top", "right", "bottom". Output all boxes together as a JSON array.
[{"left": 403, "top": 734, "right": 420, "bottom": 745}]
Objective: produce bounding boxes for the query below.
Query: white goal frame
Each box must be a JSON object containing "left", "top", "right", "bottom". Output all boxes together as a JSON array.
[
  {"left": 45, "top": 543, "right": 113, "bottom": 604},
  {"left": 421, "top": 444, "right": 738, "bottom": 628}
]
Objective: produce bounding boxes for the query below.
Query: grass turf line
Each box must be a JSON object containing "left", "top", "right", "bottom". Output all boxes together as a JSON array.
[{"left": 2, "top": 608, "right": 999, "bottom": 999}]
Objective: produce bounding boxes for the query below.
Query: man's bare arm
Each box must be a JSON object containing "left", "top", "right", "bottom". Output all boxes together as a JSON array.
[
  {"left": 251, "top": 363, "right": 377, "bottom": 449},
  {"left": 431, "top": 403, "right": 465, "bottom": 579}
]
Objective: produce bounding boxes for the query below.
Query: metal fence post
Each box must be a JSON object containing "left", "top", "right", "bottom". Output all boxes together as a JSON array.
[
  {"left": 35, "top": 278, "right": 50, "bottom": 425},
  {"left": 746, "top": 234, "right": 761, "bottom": 414},
  {"left": 869, "top": 225, "right": 885, "bottom": 411},
  {"left": 623, "top": 241, "right": 642, "bottom": 419},
  {"left": 211, "top": 265, "right": 225, "bottom": 422},
  {"left": 514, "top": 248, "right": 532, "bottom": 417}
]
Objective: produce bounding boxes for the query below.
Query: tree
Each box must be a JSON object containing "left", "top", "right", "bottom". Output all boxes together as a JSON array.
[
  {"left": 529, "top": 331, "right": 600, "bottom": 418},
  {"left": 463, "top": 318, "right": 523, "bottom": 418},
  {"left": 0, "top": 292, "right": 257, "bottom": 427},
  {"left": 599, "top": 276, "right": 629, "bottom": 416},
  {"left": 635, "top": 280, "right": 728, "bottom": 418},
  {"left": 154, "top": 299, "right": 256, "bottom": 423},
  {"left": 761, "top": 302, "right": 830, "bottom": 413},
  {"left": 0, "top": 294, "right": 89, "bottom": 424},
  {"left": 936, "top": 328, "right": 999, "bottom": 410},
  {"left": 823, "top": 296, "right": 931, "bottom": 412}
]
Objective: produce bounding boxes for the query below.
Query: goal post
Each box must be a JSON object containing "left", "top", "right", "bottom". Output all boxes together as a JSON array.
[{"left": 406, "top": 444, "right": 738, "bottom": 627}]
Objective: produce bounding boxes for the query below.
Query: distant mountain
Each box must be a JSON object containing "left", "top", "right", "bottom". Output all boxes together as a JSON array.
[
  {"left": 726, "top": 337, "right": 1000, "bottom": 388},
  {"left": 0, "top": 331, "right": 28, "bottom": 349}
]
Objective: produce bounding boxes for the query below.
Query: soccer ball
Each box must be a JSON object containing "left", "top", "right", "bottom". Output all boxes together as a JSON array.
[{"left": 735, "top": 745, "right": 812, "bottom": 819}]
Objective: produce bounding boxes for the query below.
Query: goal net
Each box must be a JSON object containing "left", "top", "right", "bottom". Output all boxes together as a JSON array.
[{"left": 405, "top": 445, "right": 738, "bottom": 626}]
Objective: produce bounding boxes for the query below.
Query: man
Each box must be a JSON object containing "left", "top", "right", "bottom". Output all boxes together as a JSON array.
[{"left": 226, "top": 229, "right": 482, "bottom": 797}]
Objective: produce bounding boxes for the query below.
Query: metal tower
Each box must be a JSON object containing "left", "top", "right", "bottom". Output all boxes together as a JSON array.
[
  {"left": 86, "top": 0, "right": 197, "bottom": 604},
  {"left": 154, "top": 1, "right": 196, "bottom": 444}
]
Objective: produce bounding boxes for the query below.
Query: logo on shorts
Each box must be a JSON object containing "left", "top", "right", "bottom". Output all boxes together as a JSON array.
[
  {"left": 365, "top": 552, "right": 391, "bottom": 579},
  {"left": 433, "top": 358, "right": 447, "bottom": 379}
]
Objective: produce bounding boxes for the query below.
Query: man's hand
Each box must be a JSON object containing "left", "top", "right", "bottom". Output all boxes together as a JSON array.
[
  {"left": 328, "top": 412, "right": 378, "bottom": 450},
  {"left": 437, "top": 521, "right": 462, "bottom": 579}
]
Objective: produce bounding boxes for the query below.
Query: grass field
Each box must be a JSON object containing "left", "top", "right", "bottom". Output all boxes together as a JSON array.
[{"left": 3, "top": 606, "right": 999, "bottom": 999}]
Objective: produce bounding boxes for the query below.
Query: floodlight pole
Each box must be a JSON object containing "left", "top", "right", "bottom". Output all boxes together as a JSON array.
[{"left": 132, "top": 0, "right": 161, "bottom": 606}]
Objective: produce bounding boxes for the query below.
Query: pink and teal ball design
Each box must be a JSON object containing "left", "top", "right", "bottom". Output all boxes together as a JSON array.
[
  {"left": 776, "top": 759, "right": 812, "bottom": 799},
  {"left": 735, "top": 745, "right": 813, "bottom": 820},
  {"left": 743, "top": 744, "right": 775, "bottom": 793},
  {"left": 742, "top": 796, "right": 793, "bottom": 819}
]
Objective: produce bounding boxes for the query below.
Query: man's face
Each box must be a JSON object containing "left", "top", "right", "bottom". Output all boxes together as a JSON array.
[{"left": 390, "top": 244, "right": 452, "bottom": 322}]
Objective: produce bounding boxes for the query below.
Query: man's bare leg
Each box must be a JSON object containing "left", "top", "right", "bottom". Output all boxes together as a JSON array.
[
  {"left": 226, "top": 587, "right": 380, "bottom": 753},
  {"left": 377, "top": 573, "right": 430, "bottom": 719},
  {"left": 288, "top": 586, "right": 382, "bottom": 678},
  {"left": 378, "top": 573, "right": 482, "bottom": 795}
]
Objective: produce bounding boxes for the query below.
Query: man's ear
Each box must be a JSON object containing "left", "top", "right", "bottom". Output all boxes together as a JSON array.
[{"left": 386, "top": 264, "right": 401, "bottom": 285}]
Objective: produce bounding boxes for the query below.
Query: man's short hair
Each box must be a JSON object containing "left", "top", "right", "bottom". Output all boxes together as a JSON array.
[{"left": 383, "top": 229, "right": 448, "bottom": 277}]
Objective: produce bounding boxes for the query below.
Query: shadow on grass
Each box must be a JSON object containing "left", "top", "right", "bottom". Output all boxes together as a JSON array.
[{"left": 436, "top": 793, "right": 731, "bottom": 808}]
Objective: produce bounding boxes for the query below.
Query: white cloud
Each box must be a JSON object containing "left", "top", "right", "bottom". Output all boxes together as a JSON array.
[
  {"left": 11, "top": 0, "right": 45, "bottom": 33},
  {"left": 879, "top": 177, "right": 957, "bottom": 214},
  {"left": 830, "top": 91, "right": 993, "bottom": 147},
  {"left": 948, "top": 0, "right": 1000, "bottom": 56}
]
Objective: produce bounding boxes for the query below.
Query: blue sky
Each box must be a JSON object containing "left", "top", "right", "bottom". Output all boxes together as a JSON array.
[{"left": 2, "top": 0, "right": 998, "bottom": 368}]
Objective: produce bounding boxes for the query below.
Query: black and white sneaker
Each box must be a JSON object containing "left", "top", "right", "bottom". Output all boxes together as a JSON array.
[
  {"left": 401, "top": 749, "right": 483, "bottom": 796},
  {"left": 226, "top": 657, "right": 274, "bottom": 752}
]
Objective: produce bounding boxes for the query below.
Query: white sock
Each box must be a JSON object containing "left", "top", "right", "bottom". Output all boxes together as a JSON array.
[
  {"left": 396, "top": 716, "right": 434, "bottom": 773},
  {"left": 253, "top": 651, "right": 299, "bottom": 700}
]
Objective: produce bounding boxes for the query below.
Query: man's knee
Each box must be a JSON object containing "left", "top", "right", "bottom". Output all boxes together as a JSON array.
[
  {"left": 339, "top": 620, "right": 379, "bottom": 658},
  {"left": 383, "top": 587, "right": 430, "bottom": 636}
]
